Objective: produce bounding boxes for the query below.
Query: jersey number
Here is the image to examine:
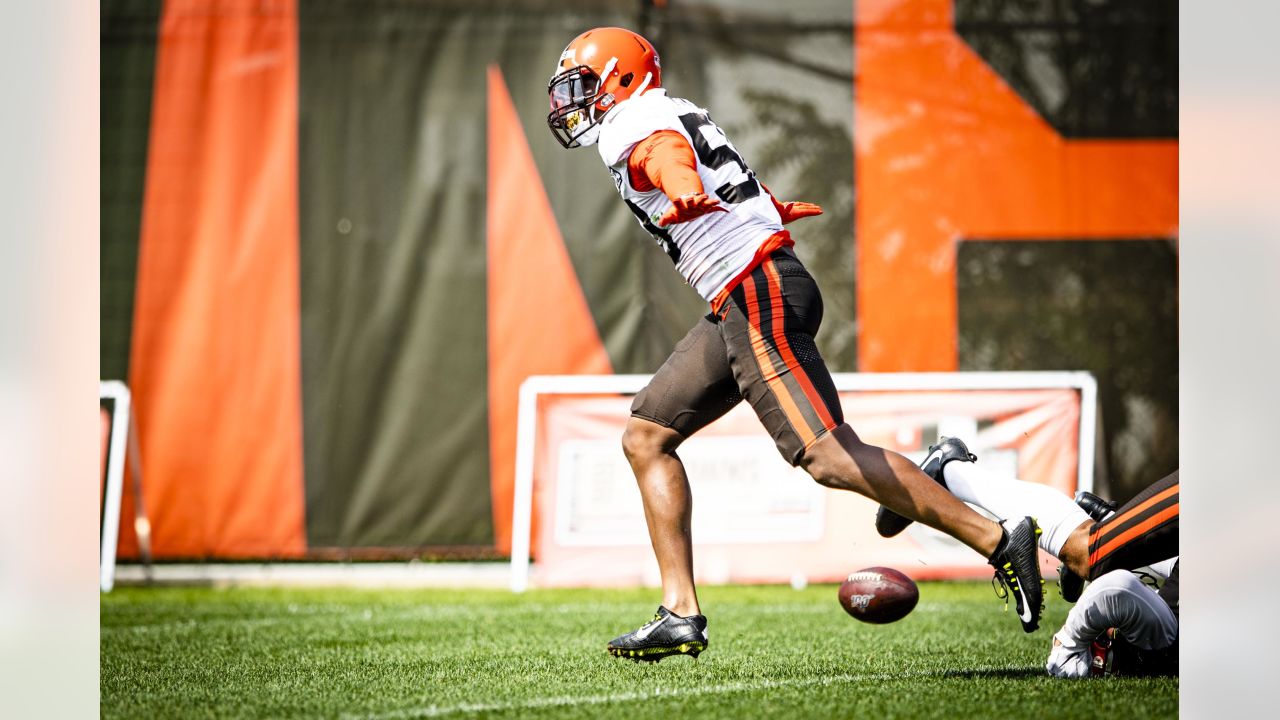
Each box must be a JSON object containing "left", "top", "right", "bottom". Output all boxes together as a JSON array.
[
  {"left": 678, "top": 112, "right": 761, "bottom": 204},
  {"left": 624, "top": 198, "right": 681, "bottom": 263}
]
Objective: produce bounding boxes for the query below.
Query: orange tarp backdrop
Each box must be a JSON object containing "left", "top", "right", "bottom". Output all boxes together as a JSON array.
[
  {"left": 486, "top": 66, "right": 613, "bottom": 554},
  {"left": 127, "top": 0, "right": 305, "bottom": 557},
  {"left": 854, "top": 0, "right": 1178, "bottom": 371}
]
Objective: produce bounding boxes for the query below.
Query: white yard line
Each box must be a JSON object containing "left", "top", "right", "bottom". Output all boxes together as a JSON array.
[{"left": 345, "top": 665, "right": 1028, "bottom": 720}]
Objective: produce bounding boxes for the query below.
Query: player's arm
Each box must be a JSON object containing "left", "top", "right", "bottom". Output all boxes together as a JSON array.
[
  {"left": 759, "top": 181, "right": 823, "bottom": 224},
  {"left": 628, "top": 130, "right": 726, "bottom": 226}
]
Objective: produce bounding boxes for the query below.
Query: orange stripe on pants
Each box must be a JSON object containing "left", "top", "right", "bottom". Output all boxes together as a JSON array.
[
  {"left": 742, "top": 271, "right": 816, "bottom": 448},
  {"left": 761, "top": 257, "right": 837, "bottom": 431},
  {"left": 1090, "top": 503, "right": 1179, "bottom": 567},
  {"left": 1089, "top": 483, "right": 1179, "bottom": 548}
]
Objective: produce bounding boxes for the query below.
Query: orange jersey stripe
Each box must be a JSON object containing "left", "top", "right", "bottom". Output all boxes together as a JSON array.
[
  {"left": 1089, "top": 482, "right": 1179, "bottom": 547},
  {"left": 742, "top": 272, "right": 816, "bottom": 448},
  {"left": 760, "top": 257, "right": 837, "bottom": 430},
  {"left": 1089, "top": 503, "right": 1179, "bottom": 567}
]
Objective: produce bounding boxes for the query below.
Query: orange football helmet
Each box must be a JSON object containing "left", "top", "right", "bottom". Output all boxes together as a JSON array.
[{"left": 547, "top": 27, "right": 662, "bottom": 148}]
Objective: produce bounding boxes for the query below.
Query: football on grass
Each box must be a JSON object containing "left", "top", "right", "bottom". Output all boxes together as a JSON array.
[{"left": 838, "top": 567, "right": 919, "bottom": 624}]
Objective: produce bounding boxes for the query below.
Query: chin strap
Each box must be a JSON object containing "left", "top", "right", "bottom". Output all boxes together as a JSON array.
[
  {"left": 632, "top": 71, "right": 653, "bottom": 97},
  {"left": 592, "top": 56, "right": 621, "bottom": 120},
  {"left": 599, "top": 57, "right": 618, "bottom": 84}
]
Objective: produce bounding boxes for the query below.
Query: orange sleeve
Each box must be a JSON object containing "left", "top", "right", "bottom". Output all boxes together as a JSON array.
[{"left": 626, "top": 130, "right": 704, "bottom": 199}]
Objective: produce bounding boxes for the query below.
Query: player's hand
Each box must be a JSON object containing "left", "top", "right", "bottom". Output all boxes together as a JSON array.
[
  {"left": 773, "top": 199, "right": 823, "bottom": 224},
  {"left": 659, "top": 192, "right": 727, "bottom": 226}
]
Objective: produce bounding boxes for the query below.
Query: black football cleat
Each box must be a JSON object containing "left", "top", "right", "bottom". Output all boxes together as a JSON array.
[
  {"left": 1074, "top": 490, "right": 1118, "bottom": 523},
  {"left": 876, "top": 436, "right": 978, "bottom": 538},
  {"left": 1059, "top": 491, "right": 1118, "bottom": 602},
  {"left": 989, "top": 516, "right": 1045, "bottom": 633},
  {"left": 606, "top": 606, "right": 708, "bottom": 663}
]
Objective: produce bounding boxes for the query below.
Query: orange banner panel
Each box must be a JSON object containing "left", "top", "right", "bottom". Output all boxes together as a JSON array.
[
  {"left": 487, "top": 66, "right": 613, "bottom": 554},
  {"left": 854, "top": 0, "right": 1178, "bottom": 371},
  {"left": 128, "top": 0, "right": 305, "bottom": 557}
]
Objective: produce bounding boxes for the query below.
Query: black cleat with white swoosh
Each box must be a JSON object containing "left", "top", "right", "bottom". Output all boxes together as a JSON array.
[
  {"left": 988, "top": 516, "right": 1045, "bottom": 633},
  {"left": 606, "top": 606, "right": 708, "bottom": 662}
]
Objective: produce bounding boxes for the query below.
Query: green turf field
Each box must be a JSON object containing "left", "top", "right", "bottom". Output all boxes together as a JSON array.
[{"left": 101, "top": 581, "right": 1177, "bottom": 718}]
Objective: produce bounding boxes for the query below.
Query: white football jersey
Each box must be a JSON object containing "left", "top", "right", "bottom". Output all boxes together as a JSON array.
[{"left": 596, "top": 89, "right": 784, "bottom": 301}]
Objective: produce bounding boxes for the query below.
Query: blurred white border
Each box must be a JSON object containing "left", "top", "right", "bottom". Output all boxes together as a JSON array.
[
  {"left": 6, "top": 2, "right": 1278, "bottom": 715},
  {"left": 0, "top": 2, "right": 101, "bottom": 718},
  {"left": 1182, "top": 1, "right": 1280, "bottom": 715}
]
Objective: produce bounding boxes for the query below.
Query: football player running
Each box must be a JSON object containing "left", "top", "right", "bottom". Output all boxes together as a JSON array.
[
  {"left": 878, "top": 437, "right": 1178, "bottom": 678},
  {"left": 546, "top": 27, "right": 1046, "bottom": 662}
]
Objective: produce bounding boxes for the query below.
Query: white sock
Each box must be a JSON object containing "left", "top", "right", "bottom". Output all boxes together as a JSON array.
[
  {"left": 1142, "top": 557, "right": 1179, "bottom": 581},
  {"left": 942, "top": 461, "right": 1090, "bottom": 558}
]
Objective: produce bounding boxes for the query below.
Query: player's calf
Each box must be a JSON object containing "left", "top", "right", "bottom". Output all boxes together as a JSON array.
[
  {"left": 1059, "top": 492, "right": 1117, "bottom": 602},
  {"left": 875, "top": 436, "right": 976, "bottom": 538}
]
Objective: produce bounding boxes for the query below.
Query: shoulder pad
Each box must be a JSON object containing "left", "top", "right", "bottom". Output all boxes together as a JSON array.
[{"left": 597, "top": 89, "right": 686, "bottom": 166}]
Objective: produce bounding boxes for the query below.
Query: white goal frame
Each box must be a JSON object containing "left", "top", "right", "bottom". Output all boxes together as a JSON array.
[
  {"left": 509, "top": 371, "right": 1097, "bottom": 592},
  {"left": 100, "top": 380, "right": 132, "bottom": 592}
]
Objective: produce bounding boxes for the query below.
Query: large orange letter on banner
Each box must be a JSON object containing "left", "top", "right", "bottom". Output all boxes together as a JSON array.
[
  {"left": 129, "top": 1, "right": 305, "bottom": 557},
  {"left": 855, "top": 0, "right": 1178, "bottom": 371},
  {"left": 487, "top": 66, "right": 613, "bottom": 555}
]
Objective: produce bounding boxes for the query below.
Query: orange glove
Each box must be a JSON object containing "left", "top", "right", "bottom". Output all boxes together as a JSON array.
[
  {"left": 659, "top": 192, "right": 728, "bottom": 226},
  {"left": 772, "top": 199, "right": 823, "bottom": 224},
  {"left": 760, "top": 181, "right": 823, "bottom": 224}
]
